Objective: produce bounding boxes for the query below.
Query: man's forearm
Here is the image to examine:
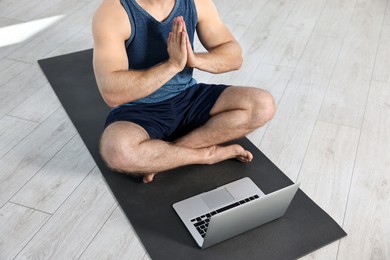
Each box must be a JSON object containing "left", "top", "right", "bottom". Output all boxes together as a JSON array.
[
  {"left": 192, "top": 41, "right": 242, "bottom": 74},
  {"left": 99, "top": 60, "right": 180, "bottom": 107}
]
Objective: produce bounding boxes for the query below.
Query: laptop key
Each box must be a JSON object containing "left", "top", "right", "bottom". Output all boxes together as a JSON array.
[{"left": 194, "top": 220, "right": 205, "bottom": 227}]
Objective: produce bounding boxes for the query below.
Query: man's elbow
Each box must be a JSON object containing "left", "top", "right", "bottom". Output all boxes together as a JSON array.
[
  {"left": 104, "top": 96, "right": 121, "bottom": 108},
  {"left": 233, "top": 55, "right": 243, "bottom": 70},
  {"left": 232, "top": 44, "right": 243, "bottom": 70},
  {"left": 101, "top": 92, "right": 120, "bottom": 108},
  {"left": 98, "top": 84, "right": 122, "bottom": 108}
]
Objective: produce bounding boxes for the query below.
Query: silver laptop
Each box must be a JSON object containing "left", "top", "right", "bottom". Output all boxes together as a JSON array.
[{"left": 173, "top": 177, "right": 300, "bottom": 249}]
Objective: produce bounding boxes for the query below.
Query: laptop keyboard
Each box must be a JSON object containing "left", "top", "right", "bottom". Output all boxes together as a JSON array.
[{"left": 191, "top": 194, "right": 260, "bottom": 237}]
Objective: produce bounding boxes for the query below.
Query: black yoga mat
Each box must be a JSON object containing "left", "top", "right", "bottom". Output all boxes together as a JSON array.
[{"left": 38, "top": 49, "right": 346, "bottom": 260}]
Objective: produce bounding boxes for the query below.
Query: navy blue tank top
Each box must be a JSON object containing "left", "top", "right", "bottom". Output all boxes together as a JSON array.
[{"left": 119, "top": 0, "right": 198, "bottom": 104}]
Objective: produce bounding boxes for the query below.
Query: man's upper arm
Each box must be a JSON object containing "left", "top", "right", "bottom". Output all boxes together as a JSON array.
[
  {"left": 92, "top": 1, "right": 130, "bottom": 91},
  {"left": 194, "top": 0, "right": 237, "bottom": 51}
]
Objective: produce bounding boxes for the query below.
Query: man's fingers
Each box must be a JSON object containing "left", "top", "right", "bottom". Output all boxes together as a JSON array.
[
  {"left": 172, "top": 18, "right": 178, "bottom": 42},
  {"left": 181, "top": 17, "right": 187, "bottom": 32},
  {"left": 181, "top": 31, "right": 187, "bottom": 50}
]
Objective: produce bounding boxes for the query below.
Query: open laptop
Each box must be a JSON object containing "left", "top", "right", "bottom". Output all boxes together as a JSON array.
[{"left": 173, "top": 177, "right": 300, "bottom": 249}]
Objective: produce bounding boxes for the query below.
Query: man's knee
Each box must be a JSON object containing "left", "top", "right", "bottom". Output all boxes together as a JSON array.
[
  {"left": 100, "top": 128, "right": 144, "bottom": 174},
  {"left": 249, "top": 89, "right": 276, "bottom": 128}
]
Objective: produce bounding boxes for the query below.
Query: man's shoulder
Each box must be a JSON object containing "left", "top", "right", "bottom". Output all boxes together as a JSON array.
[
  {"left": 193, "top": 0, "right": 220, "bottom": 23},
  {"left": 92, "top": 0, "right": 131, "bottom": 41}
]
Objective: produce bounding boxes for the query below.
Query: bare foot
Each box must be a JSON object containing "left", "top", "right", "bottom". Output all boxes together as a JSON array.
[
  {"left": 206, "top": 144, "right": 253, "bottom": 165},
  {"left": 143, "top": 173, "right": 155, "bottom": 184}
]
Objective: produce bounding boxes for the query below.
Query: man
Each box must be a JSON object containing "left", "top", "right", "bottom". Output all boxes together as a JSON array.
[{"left": 92, "top": 0, "right": 275, "bottom": 183}]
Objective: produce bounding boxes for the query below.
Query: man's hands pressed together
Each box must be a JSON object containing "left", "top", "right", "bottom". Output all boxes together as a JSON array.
[{"left": 167, "top": 16, "right": 197, "bottom": 71}]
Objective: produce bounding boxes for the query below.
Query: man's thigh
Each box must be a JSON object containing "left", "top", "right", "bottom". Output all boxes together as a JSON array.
[
  {"left": 210, "top": 86, "right": 272, "bottom": 116},
  {"left": 101, "top": 121, "right": 149, "bottom": 148}
]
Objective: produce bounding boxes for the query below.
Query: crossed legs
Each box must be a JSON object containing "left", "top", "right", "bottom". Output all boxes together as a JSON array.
[{"left": 100, "top": 86, "right": 275, "bottom": 183}]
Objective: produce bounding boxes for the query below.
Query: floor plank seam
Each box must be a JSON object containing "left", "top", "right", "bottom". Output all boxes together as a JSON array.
[
  {"left": 12, "top": 166, "right": 98, "bottom": 259},
  {"left": 8, "top": 201, "right": 52, "bottom": 216},
  {"left": 77, "top": 205, "right": 120, "bottom": 260},
  {"left": 11, "top": 205, "right": 53, "bottom": 260},
  {"left": 0, "top": 106, "right": 63, "bottom": 161},
  {"left": 310, "top": 0, "right": 357, "bottom": 137},
  {"left": 0, "top": 62, "right": 34, "bottom": 88},
  {"left": 6, "top": 113, "right": 43, "bottom": 125},
  {"left": 244, "top": 0, "right": 300, "bottom": 82},
  {"left": 7, "top": 132, "right": 78, "bottom": 209},
  {"left": 334, "top": 2, "right": 390, "bottom": 258},
  {"left": 48, "top": 165, "right": 97, "bottom": 216}
]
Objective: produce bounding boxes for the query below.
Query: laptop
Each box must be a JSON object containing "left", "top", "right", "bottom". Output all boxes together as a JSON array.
[{"left": 173, "top": 177, "right": 300, "bottom": 249}]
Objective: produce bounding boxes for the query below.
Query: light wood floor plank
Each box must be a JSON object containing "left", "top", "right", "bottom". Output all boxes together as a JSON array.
[
  {"left": 0, "top": 0, "right": 30, "bottom": 18},
  {"left": 260, "top": 35, "right": 343, "bottom": 179},
  {"left": 44, "top": 31, "right": 93, "bottom": 59},
  {"left": 8, "top": 83, "right": 61, "bottom": 123},
  {"left": 15, "top": 167, "right": 117, "bottom": 260},
  {"left": 209, "top": 0, "right": 298, "bottom": 85},
  {"left": 245, "top": 64, "right": 294, "bottom": 146},
  {"left": 0, "top": 202, "right": 50, "bottom": 260},
  {"left": 298, "top": 121, "right": 360, "bottom": 224},
  {"left": 297, "top": 121, "right": 360, "bottom": 259},
  {"left": 0, "top": 17, "right": 29, "bottom": 60},
  {"left": 0, "top": 115, "right": 38, "bottom": 159},
  {"left": 0, "top": 63, "right": 48, "bottom": 117},
  {"left": 318, "top": 0, "right": 387, "bottom": 128},
  {"left": 0, "top": 59, "right": 30, "bottom": 86},
  {"left": 6, "top": 0, "right": 99, "bottom": 63},
  {"left": 0, "top": 108, "right": 76, "bottom": 208},
  {"left": 372, "top": 2, "right": 390, "bottom": 83},
  {"left": 213, "top": 0, "right": 237, "bottom": 20},
  {"left": 223, "top": 0, "right": 268, "bottom": 27},
  {"left": 261, "top": 0, "right": 327, "bottom": 67},
  {"left": 80, "top": 206, "right": 146, "bottom": 260},
  {"left": 11, "top": 134, "right": 95, "bottom": 214},
  {"left": 311, "top": 0, "right": 356, "bottom": 39},
  {"left": 337, "top": 81, "right": 390, "bottom": 259},
  {"left": 5, "top": 0, "right": 71, "bottom": 22}
]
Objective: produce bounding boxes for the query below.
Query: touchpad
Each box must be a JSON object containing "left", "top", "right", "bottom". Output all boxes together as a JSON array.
[{"left": 201, "top": 188, "right": 235, "bottom": 210}]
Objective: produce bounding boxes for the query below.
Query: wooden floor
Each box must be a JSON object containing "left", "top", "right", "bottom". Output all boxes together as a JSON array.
[{"left": 1, "top": 0, "right": 389, "bottom": 259}]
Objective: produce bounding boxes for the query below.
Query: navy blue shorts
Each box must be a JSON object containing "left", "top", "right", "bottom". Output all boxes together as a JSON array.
[{"left": 104, "top": 83, "right": 229, "bottom": 141}]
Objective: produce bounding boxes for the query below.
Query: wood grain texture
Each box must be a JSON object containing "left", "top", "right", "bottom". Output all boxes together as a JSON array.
[
  {"left": 11, "top": 134, "right": 95, "bottom": 213},
  {"left": 80, "top": 206, "right": 146, "bottom": 260},
  {"left": 0, "top": 63, "right": 48, "bottom": 117},
  {"left": 6, "top": 0, "right": 99, "bottom": 63},
  {"left": 0, "top": 17, "right": 28, "bottom": 60},
  {"left": 260, "top": 35, "right": 342, "bottom": 180},
  {"left": 0, "top": 108, "right": 76, "bottom": 207},
  {"left": 44, "top": 31, "right": 93, "bottom": 59},
  {"left": 210, "top": 0, "right": 298, "bottom": 85},
  {"left": 337, "top": 81, "right": 390, "bottom": 259},
  {"left": 245, "top": 64, "right": 294, "bottom": 146},
  {"left": 0, "top": 203, "right": 50, "bottom": 260},
  {"left": 311, "top": 0, "right": 356, "bottom": 39},
  {"left": 318, "top": 0, "right": 387, "bottom": 128},
  {"left": 372, "top": 2, "right": 390, "bottom": 83},
  {"left": 15, "top": 167, "right": 117, "bottom": 260},
  {"left": 262, "top": 0, "right": 327, "bottom": 67},
  {"left": 297, "top": 121, "right": 360, "bottom": 259},
  {"left": 298, "top": 121, "right": 360, "bottom": 224},
  {"left": 0, "top": 115, "right": 37, "bottom": 158},
  {"left": 8, "top": 83, "right": 61, "bottom": 123},
  {"left": 0, "top": 59, "right": 30, "bottom": 86}
]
